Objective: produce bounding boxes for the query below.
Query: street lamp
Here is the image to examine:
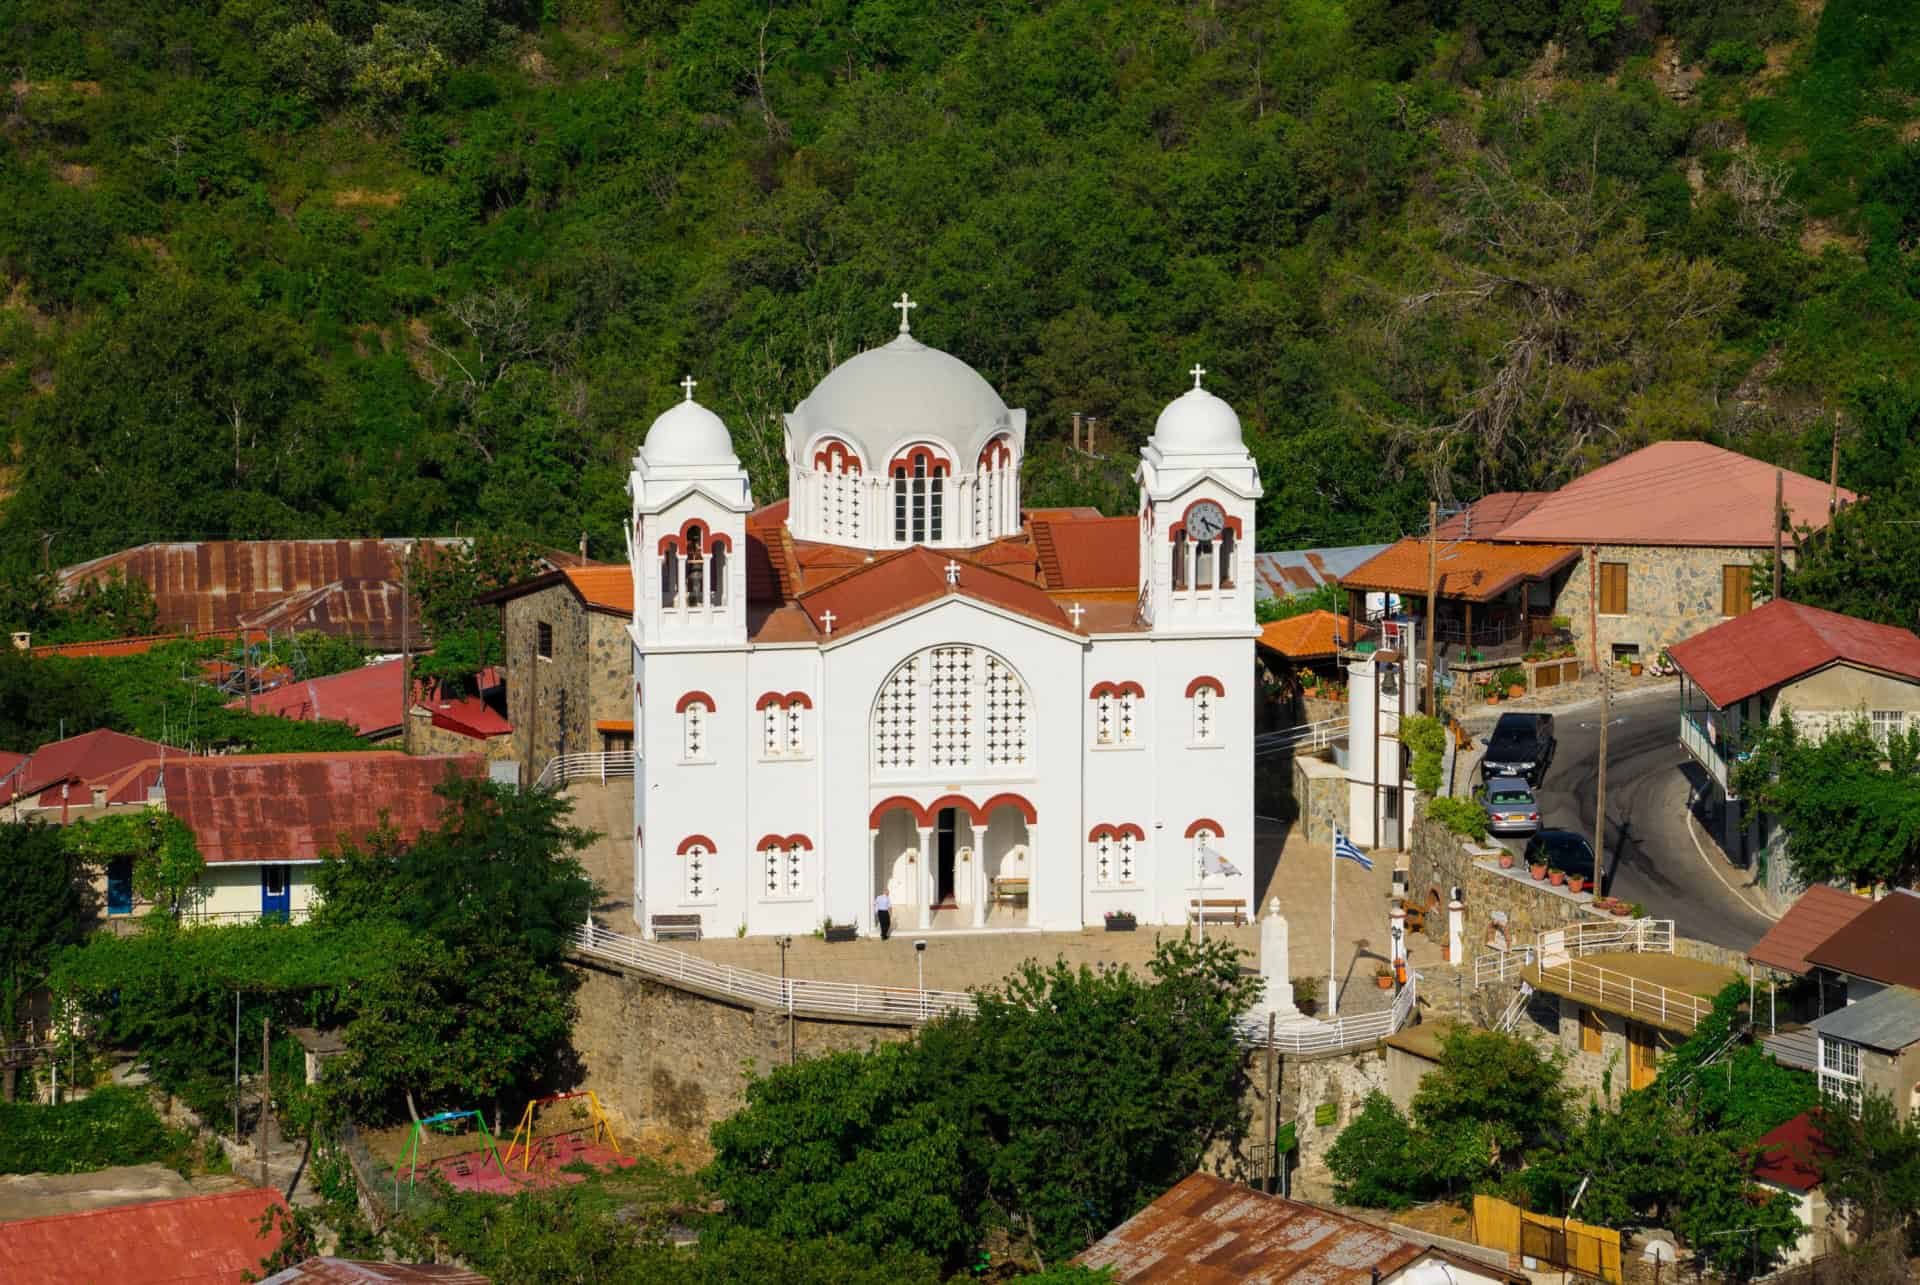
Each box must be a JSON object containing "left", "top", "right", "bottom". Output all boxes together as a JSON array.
[
  {"left": 777, "top": 935, "right": 794, "bottom": 1064},
  {"left": 914, "top": 940, "right": 928, "bottom": 1019}
]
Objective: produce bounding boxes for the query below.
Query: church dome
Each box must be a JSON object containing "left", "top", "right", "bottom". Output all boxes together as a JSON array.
[
  {"left": 642, "top": 393, "right": 738, "bottom": 467},
  {"left": 1150, "top": 384, "right": 1244, "bottom": 454},
  {"left": 795, "top": 333, "right": 1009, "bottom": 465}
]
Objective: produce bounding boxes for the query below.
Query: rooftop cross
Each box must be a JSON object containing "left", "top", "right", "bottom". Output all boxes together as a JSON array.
[
  {"left": 1190, "top": 363, "right": 1207, "bottom": 390},
  {"left": 820, "top": 609, "right": 837, "bottom": 635},
  {"left": 1068, "top": 601, "right": 1086, "bottom": 627},
  {"left": 680, "top": 374, "right": 698, "bottom": 402},
  {"left": 893, "top": 292, "right": 918, "bottom": 334},
  {"left": 944, "top": 560, "right": 962, "bottom": 587}
]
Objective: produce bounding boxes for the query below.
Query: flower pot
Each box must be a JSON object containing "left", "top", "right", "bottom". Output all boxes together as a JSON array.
[
  {"left": 1375, "top": 973, "right": 1394, "bottom": 990},
  {"left": 1486, "top": 693, "right": 1500, "bottom": 704},
  {"left": 1508, "top": 684, "right": 1526, "bottom": 698},
  {"left": 824, "top": 924, "right": 857, "bottom": 943},
  {"left": 1612, "top": 903, "right": 1631, "bottom": 916},
  {"left": 1549, "top": 870, "right": 1566, "bottom": 887},
  {"left": 1530, "top": 863, "right": 1547, "bottom": 881},
  {"left": 1630, "top": 662, "right": 1644, "bottom": 677},
  {"left": 1499, "top": 853, "right": 1515, "bottom": 869},
  {"left": 1568, "top": 876, "right": 1586, "bottom": 895},
  {"left": 1105, "top": 916, "right": 1137, "bottom": 932}
]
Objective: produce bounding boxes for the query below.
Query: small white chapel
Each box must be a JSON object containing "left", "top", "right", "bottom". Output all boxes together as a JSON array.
[{"left": 625, "top": 297, "right": 1261, "bottom": 938}]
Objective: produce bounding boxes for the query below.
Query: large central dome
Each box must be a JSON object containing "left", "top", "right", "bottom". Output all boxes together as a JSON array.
[{"left": 793, "top": 333, "right": 1010, "bottom": 465}]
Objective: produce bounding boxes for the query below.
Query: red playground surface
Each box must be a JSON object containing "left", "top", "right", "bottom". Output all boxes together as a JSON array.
[{"left": 423, "top": 1133, "right": 638, "bottom": 1194}]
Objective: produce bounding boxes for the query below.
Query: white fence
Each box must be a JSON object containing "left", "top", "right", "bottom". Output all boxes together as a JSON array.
[
  {"left": 571, "top": 921, "right": 1415, "bottom": 1053},
  {"left": 534, "top": 752, "right": 636, "bottom": 792},
  {"left": 1474, "top": 917, "right": 1674, "bottom": 988},
  {"left": 1253, "top": 718, "right": 1348, "bottom": 758}
]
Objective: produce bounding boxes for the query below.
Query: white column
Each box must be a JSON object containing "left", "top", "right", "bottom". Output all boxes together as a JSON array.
[
  {"left": 970, "top": 822, "right": 987, "bottom": 927},
  {"left": 1448, "top": 898, "right": 1466, "bottom": 969},
  {"left": 868, "top": 828, "right": 879, "bottom": 935},
  {"left": 917, "top": 826, "right": 933, "bottom": 929},
  {"left": 1258, "top": 898, "right": 1298, "bottom": 1016},
  {"left": 1389, "top": 905, "right": 1408, "bottom": 968},
  {"left": 1032, "top": 816, "right": 1052, "bottom": 927}
]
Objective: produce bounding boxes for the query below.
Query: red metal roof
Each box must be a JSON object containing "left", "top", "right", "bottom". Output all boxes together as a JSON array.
[
  {"left": 0, "top": 1187, "right": 286, "bottom": 1284},
  {"left": 1803, "top": 890, "right": 1920, "bottom": 989},
  {"left": 1751, "top": 1111, "right": 1831, "bottom": 1193},
  {"left": 1031, "top": 516, "right": 1138, "bottom": 591},
  {"left": 161, "top": 752, "right": 483, "bottom": 863},
  {"left": 1434, "top": 491, "right": 1550, "bottom": 540},
  {"left": 797, "top": 546, "right": 1077, "bottom": 640},
  {"left": 259, "top": 1258, "right": 491, "bottom": 1284},
  {"left": 427, "top": 697, "right": 512, "bottom": 739},
  {"left": 224, "top": 659, "right": 404, "bottom": 737},
  {"left": 0, "top": 728, "right": 179, "bottom": 805},
  {"left": 1076, "top": 1172, "right": 1427, "bottom": 1282},
  {"left": 1748, "top": 885, "right": 1875, "bottom": 976},
  {"left": 1668, "top": 599, "right": 1920, "bottom": 709},
  {"left": 1496, "top": 442, "right": 1854, "bottom": 548}
]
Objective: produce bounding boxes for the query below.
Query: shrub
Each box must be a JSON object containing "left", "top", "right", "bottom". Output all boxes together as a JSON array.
[
  {"left": 1402, "top": 714, "right": 1447, "bottom": 795},
  {"left": 1327, "top": 1092, "right": 1416, "bottom": 1208},
  {"left": 1496, "top": 666, "right": 1527, "bottom": 691},
  {"left": 1427, "top": 796, "right": 1489, "bottom": 842},
  {"left": 1705, "top": 40, "right": 1765, "bottom": 75},
  {"left": 0, "top": 1086, "right": 189, "bottom": 1175}
]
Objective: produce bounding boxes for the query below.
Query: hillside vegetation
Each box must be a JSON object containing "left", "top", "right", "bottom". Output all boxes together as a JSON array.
[{"left": 2, "top": 0, "right": 1918, "bottom": 575}]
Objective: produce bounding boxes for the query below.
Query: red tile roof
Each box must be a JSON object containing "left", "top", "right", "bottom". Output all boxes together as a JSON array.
[
  {"left": 1496, "top": 442, "right": 1854, "bottom": 547},
  {"left": 224, "top": 659, "right": 404, "bottom": 737},
  {"left": 1748, "top": 885, "right": 1876, "bottom": 976},
  {"left": 0, "top": 1187, "right": 286, "bottom": 1284},
  {"left": 1258, "top": 610, "right": 1371, "bottom": 660},
  {"left": 1076, "top": 1172, "right": 1428, "bottom": 1283},
  {"left": 0, "top": 728, "right": 178, "bottom": 805},
  {"left": 1751, "top": 1111, "right": 1831, "bottom": 1193},
  {"left": 161, "top": 752, "right": 483, "bottom": 863},
  {"left": 1031, "top": 516, "right": 1137, "bottom": 591},
  {"left": 797, "top": 546, "right": 1076, "bottom": 640},
  {"left": 562, "top": 567, "right": 632, "bottom": 615},
  {"left": 426, "top": 697, "right": 513, "bottom": 739},
  {"left": 1668, "top": 599, "right": 1920, "bottom": 709},
  {"left": 259, "top": 1259, "right": 491, "bottom": 1284},
  {"left": 1343, "top": 538, "right": 1579, "bottom": 602},
  {"left": 1434, "top": 491, "right": 1551, "bottom": 540},
  {"left": 1804, "top": 890, "right": 1920, "bottom": 989}
]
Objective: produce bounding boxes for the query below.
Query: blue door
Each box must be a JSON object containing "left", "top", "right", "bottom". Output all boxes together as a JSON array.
[
  {"left": 107, "top": 857, "right": 133, "bottom": 916},
  {"left": 262, "top": 865, "right": 291, "bottom": 922}
]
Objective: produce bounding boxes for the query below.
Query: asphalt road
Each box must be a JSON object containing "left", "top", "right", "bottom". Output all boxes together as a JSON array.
[{"left": 1469, "top": 688, "right": 1776, "bottom": 952}]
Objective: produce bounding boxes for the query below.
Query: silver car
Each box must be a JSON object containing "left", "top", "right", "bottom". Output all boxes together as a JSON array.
[{"left": 1477, "top": 775, "right": 1541, "bottom": 837}]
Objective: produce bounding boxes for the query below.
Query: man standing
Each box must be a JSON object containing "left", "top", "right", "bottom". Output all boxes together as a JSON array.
[{"left": 874, "top": 889, "right": 892, "bottom": 941}]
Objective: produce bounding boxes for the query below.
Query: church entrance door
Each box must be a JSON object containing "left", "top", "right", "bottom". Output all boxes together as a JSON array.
[{"left": 935, "top": 808, "right": 959, "bottom": 907}]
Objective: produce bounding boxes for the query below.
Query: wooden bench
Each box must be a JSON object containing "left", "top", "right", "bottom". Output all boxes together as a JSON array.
[
  {"left": 992, "top": 877, "right": 1030, "bottom": 907},
  {"left": 1187, "top": 898, "right": 1249, "bottom": 927},
  {"left": 650, "top": 913, "right": 703, "bottom": 941}
]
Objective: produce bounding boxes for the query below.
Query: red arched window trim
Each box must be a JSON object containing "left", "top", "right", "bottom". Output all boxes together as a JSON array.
[
  {"left": 1184, "top": 818, "right": 1224, "bottom": 839},
  {"left": 977, "top": 792, "right": 1037, "bottom": 824},
  {"left": 887, "top": 445, "right": 952, "bottom": 476},
  {"left": 1167, "top": 500, "right": 1244, "bottom": 543},
  {"left": 676, "top": 834, "right": 717, "bottom": 855},
  {"left": 1089, "top": 680, "right": 1146, "bottom": 699},
  {"left": 1185, "top": 676, "right": 1225, "bottom": 699},
  {"left": 978, "top": 436, "right": 1013, "bottom": 469},
  {"left": 755, "top": 690, "right": 815, "bottom": 711},
  {"left": 925, "top": 794, "right": 986, "bottom": 826},
  {"left": 1088, "top": 823, "right": 1117, "bottom": 842},
  {"left": 674, "top": 691, "right": 715, "bottom": 714},
  {"left": 813, "top": 439, "right": 864, "bottom": 473},
  {"left": 657, "top": 519, "right": 732, "bottom": 554},
  {"left": 756, "top": 833, "right": 813, "bottom": 851},
  {"left": 868, "top": 795, "right": 930, "bottom": 829},
  {"left": 1115, "top": 822, "right": 1146, "bottom": 841}
]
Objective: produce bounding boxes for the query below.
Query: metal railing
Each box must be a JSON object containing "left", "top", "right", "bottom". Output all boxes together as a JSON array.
[
  {"left": 1474, "top": 918, "right": 1674, "bottom": 987},
  {"left": 1254, "top": 718, "right": 1348, "bottom": 758},
  {"left": 1679, "top": 713, "right": 1732, "bottom": 795},
  {"left": 534, "top": 752, "right": 637, "bottom": 792},
  {"left": 1497, "top": 981, "right": 1532, "bottom": 1032},
  {"left": 1535, "top": 954, "right": 1714, "bottom": 1031},
  {"left": 571, "top": 921, "right": 1416, "bottom": 1053}
]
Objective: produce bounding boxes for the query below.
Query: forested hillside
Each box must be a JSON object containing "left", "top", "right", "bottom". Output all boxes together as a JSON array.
[{"left": 2, "top": 0, "right": 1917, "bottom": 577}]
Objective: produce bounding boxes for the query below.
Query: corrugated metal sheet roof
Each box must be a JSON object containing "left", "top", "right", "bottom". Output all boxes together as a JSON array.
[
  {"left": 1075, "top": 1172, "right": 1426, "bottom": 1283},
  {"left": 1668, "top": 600, "right": 1920, "bottom": 710},
  {"left": 162, "top": 752, "right": 483, "bottom": 864},
  {"left": 1811, "top": 983, "right": 1920, "bottom": 1052},
  {"left": 258, "top": 1258, "right": 491, "bottom": 1284},
  {"left": 0, "top": 1187, "right": 286, "bottom": 1284},
  {"left": 1747, "top": 884, "right": 1876, "bottom": 976},
  {"left": 224, "top": 659, "right": 405, "bottom": 737},
  {"left": 1252, "top": 545, "right": 1389, "bottom": 602},
  {"left": 1751, "top": 1111, "right": 1830, "bottom": 1193},
  {"left": 1804, "top": 890, "right": 1920, "bottom": 989},
  {"left": 236, "top": 579, "right": 414, "bottom": 650},
  {"left": 0, "top": 728, "right": 179, "bottom": 805}
]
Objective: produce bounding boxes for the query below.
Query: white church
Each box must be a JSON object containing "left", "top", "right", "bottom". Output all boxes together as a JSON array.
[{"left": 625, "top": 298, "right": 1260, "bottom": 939}]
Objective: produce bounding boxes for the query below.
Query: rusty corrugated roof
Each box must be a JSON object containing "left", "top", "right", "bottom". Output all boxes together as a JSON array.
[
  {"left": 0, "top": 1188, "right": 286, "bottom": 1284},
  {"left": 258, "top": 1258, "right": 491, "bottom": 1284}
]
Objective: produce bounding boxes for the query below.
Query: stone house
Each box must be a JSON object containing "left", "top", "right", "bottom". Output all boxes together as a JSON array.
[
  {"left": 481, "top": 566, "right": 635, "bottom": 781},
  {"left": 1801, "top": 891, "right": 1920, "bottom": 1120},
  {"left": 1669, "top": 600, "right": 1920, "bottom": 871}
]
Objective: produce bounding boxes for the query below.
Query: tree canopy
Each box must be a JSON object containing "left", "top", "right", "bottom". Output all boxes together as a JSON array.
[{"left": 1733, "top": 715, "right": 1920, "bottom": 890}]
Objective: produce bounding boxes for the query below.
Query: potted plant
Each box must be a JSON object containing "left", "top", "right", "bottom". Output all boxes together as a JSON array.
[
  {"left": 1613, "top": 900, "right": 1632, "bottom": 917},
  {"left": 822, "top": 918, "right": 857, "bottom": 943},
  {"left": 1530, "top": 860, "right": 1547, "bottom": 880},
  {"left": 1548, "top": 868, "right": 1566, "bottom": 887},
  {"left": 1567, "top": 874, "right": 1587, "bottom": 895},
  {"left": 1104, "top": 910, "right": 1137, "bottom": 932},
  {"left": 1374, "top": 964, "right": 1394, "bottom": 990},
  {"left": 1291, "top": 976, "right": 1320, "bottom": 1017},
  {"left": 1498, "top": 850, "right": 1515, "bottom": 869}
]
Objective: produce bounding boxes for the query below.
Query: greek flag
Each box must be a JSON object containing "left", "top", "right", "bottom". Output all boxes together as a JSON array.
[
  {"left": 1332, "top": 827, "right": 1374, "bottom": 871},
  {"left": 1199, "top": 841, "right": 1241, "bottom": 878}
]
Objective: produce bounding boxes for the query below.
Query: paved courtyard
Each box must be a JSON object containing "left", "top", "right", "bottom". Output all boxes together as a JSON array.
[{"left": 562, "top": 782, "right": 1450, "bottom": 1016}]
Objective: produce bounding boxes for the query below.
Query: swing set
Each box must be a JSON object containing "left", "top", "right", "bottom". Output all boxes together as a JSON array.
[
  {"left": 502, "top": 1089, "right": 624, "bottom": 1172},
  {"left": 394, "top": 1109, "right": 507, "bottom": 1202}
]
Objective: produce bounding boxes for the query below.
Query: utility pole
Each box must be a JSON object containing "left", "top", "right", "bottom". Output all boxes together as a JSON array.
[
  {"left": 400, "top": 542, "right": 413, "bottom": 746},
  {"left": 1263, "top": 1013, "right": 1278, "bottom": 1193},
  {"left": 1424, "top": 500, "right": 1438, "bottom": 716},
  {"left": 1595, "top": 667, "right": 1610, "bottom": 888},
  {"left": 232, "top": 992, "right": 241, "bottom": 1149},
  {"left": 1773, "top": 470, "right": 1785, "bottom": 602},
  {"left": 1829, "top": 426, "right": 1840, "bottom": 516},
  {"left": 258, "top": 1014, "right": 271, "bottom": 1189}
]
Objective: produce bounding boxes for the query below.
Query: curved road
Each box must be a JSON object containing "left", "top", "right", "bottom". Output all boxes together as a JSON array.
[{"left": 1468, "top": 687, "right": 1775, "bottom": 951}]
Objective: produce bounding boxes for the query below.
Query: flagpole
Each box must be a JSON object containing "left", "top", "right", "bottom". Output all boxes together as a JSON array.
[{"left": 1329, "top": 830, "right": 1338, "bottom": 1019}]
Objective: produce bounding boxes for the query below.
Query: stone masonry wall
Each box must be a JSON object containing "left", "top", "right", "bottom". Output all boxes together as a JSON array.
[
  {"left": 1290, "top": 754, "right": 1348, "bottom": 845},
  {"left": 1548, "top": 543, "right": 1771, "bottom": 664},
  {"left": 502, "top": 585, "right": 632, "bottom": 780}
]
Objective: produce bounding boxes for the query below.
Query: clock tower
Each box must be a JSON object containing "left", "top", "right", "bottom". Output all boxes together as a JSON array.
[{"left": 1135, "top": 367, "right": 1262, "bottom": 633}]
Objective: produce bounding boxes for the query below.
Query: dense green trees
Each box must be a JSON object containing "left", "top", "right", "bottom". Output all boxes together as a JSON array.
[
  {"left": 0, "top": 822, "right": 95, "bottom": 1044},
  {"left": 1732, "top": 716, "right": 1920, "bottom": 890}
]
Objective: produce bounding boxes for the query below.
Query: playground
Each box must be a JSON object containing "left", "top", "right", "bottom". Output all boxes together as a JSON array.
[{"left": 377, "top": 1093, "right": 637, "bottom": 1197}]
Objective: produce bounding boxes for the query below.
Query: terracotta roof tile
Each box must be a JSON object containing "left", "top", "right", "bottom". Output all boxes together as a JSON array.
[
  {"left": 1343, "top": 539, "right": 1579, "bottom": 602},
  {"left": 1258, "top": 610, "right": 1372, "bottom": 660},
  {"left": 223, "top": 659, "right": 404, "bottom": 737},
  {"left": 1668, "top": 600, "right": 1920, "bottom": 709},
  {"left": 162, "top": 752, "right": 482, "bottom": 864},
  {"left": 562, "top": 567, "right": 632, "bottom": 615},
  {"left": 798, "top": 547, "right": 1073, "bottom": 640},
  {"left": 1804, "top": 890, "right": 1920, "bottom": 989},
  {"left": 1031, "top": 516, "right": 1137, "bottom": 591},
  {"left": 1751, "top": 1111, "right": 1831, "bottom": 1193},
  {"left": 1748, "top": 884, "right": 1875, "bottom": 976},
  {"left": 1496, "top": 442, "right": 1854, "bottom": 547},
  {"left": 748, "top": 605, "right": 820, "bottom": 643},
  {"left": 0, "top": 1187, "right": 286, "bottom": 1284}
]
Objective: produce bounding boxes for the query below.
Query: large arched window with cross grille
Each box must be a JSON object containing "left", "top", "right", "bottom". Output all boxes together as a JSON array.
[{"left": 871, "top": 645, "right": 1031, "bottom": 777}]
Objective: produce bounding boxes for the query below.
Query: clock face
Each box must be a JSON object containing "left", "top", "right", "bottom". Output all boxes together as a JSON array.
[{"left": 1186, "top": 501, "right": 1226, "bottom": 541}]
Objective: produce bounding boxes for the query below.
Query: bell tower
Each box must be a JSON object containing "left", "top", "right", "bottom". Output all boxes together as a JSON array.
[{"left": 1136, "top": 366, "right": 1262, "bottom": 632}]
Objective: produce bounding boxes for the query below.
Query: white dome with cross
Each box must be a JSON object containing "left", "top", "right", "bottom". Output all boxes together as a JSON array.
[
  {"left": 641, "top": 375, "right": 739, "bottom": 468},
  {"left": 1148, "top": 365, "right": 1246, "bottom": 456}
]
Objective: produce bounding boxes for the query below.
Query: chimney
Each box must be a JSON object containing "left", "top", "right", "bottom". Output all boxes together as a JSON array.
[
  {"left": 90, "top": 785, "right": 107, "bottom": 809},
  {"left": 10, "top": 631, "right": 28, "bottom": 651},
  {"left": 1087, "top": 417, "right": 1098, "bottom": 453},
  {"left": 1072, "top": 412, "right": 1082, "bottom": 452},
  {"left": 579, "top": 531, "right": 588, "bottom": 562}
]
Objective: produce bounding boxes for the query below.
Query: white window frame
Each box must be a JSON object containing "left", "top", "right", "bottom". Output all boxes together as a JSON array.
[
  {"left": 1189, "top": 683, "right": 1221, "bottom": 747},
  {"left": 760, "top": 841, "right": 806, "bottom": 901},
  {"left": 1191, "top": 827, "right": 1218, "bottom": 884},
  {"left": 759, "top": 701, "right": 809, "bottom": 761},
  {"left": 1094, "top": 691, "right": 1116, "bottom": 746},
  {"left": 682, "top": 841, "right": 716, "bottom": 905},
  {"left": 1819, "top": 1035, "right": 1863, "bottom": 1116},
  {"left": 1872, "top": 709, "right": 1906, "bottom": 746}
]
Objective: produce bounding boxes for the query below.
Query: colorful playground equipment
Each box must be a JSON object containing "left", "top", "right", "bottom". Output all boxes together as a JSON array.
[
  {"left": 394, "top": 1108, "right": 507, "bottom": 1202},
  {"left": 502, "top": 1089, "right": 624, "bottom": 1171}
]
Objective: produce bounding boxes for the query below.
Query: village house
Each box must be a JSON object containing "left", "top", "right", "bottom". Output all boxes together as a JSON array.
[
  {"left": 1751, "top": 1111, "right": 1842, "bottom": 1268},
  {"left": 0, "top": 728, "right": 175, "bottom": 827},
  {"left": 222, "top": 656, "right": 407, "bottom": 741},
  {"left": 1747, "top": 884, "right": 1874, "bottom": 1068},
  {"left": 479, "top": 565, "right": 637, "bottom": 779},
  {"left": 1669, "top": 600, "right": 1920, "bottom": 877}
]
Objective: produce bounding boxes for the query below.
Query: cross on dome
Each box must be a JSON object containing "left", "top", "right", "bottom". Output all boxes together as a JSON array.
[
  {"left": 680, "top": 374, "right": 698, "bottom": 402},
  {"left": 944, "top": 560, "right": 962, "bottom": 586},
  {"left": 1189, "top": 364, "right": 1207, "bottom": 390},
  {"left": 1068, "top": 602, "right": 1086, "bottom": 627},
  {"left": 821, "top": 609, "right": 837, "bottom": 635},
  {"left": 893, "top": 292, "right": 918, "bottom": 334}
]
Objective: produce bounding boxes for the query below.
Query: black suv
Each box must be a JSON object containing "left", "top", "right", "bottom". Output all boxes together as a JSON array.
[{"left": 1480, "top": 712, "right": 1555, "bottom": 786}]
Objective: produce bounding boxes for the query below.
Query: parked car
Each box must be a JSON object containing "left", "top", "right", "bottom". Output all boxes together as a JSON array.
[
  {"left": 1475, "top": 775, "right": 1541, "bottom": 837},
  {"left": 1523, "top": 829, "right": 1609, "bottom": 891},
  {"left": 1480, "top": 712, "right": 1556, "bottom": 785}
]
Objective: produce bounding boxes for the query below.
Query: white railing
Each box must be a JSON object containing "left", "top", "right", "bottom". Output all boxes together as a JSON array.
[
  {"left": 1473, "top": 918, "right": 1673, "bottom": 988},
  {"left": 1254, "top": 717, "right": 1348, "bottom": 758},
  {"left": 571, "top": 921, "right": 1415, "bottom": 1053},
  {"left": 1679, "top": 714, "right": 1731, "bottom": 795},
  {"left": 1497, "top": 981, "right": 1532, "bottom": 1033},
  {"left": 534, "top": 752, "right": 636, "bottom": 792},
  {"left": 1539, "top": 955, "right": 1714, "bottom": 1030}
]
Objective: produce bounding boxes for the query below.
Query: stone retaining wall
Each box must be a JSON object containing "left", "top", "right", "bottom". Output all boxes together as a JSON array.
[{"left": 1291, "top": 754, "right": 1348, "bottom": 845}]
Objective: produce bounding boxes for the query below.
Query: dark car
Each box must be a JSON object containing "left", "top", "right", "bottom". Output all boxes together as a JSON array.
[
  {"left": 1523, "top": 829, "right": 1609, "bottom": 891},
  {"left": 1480, "top": 712, "right": 1556, "bottom": 786}
]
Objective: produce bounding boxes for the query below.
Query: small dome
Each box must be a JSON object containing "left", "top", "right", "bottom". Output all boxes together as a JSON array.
[
  {"left": 643, "top": 397, "right": 738, "bottom": 467},
  {"left": 1150, "top": 386, "right": 1244, "bottom": 454},
  {"left": 796, "top": 334, "right": 1009, "bottom": 465}
]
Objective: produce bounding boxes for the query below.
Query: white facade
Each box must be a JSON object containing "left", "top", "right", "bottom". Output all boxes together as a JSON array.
[
  {"left": 627, "top": 315, "right": 1261, "bottom": 938},
  {"left": 192, "top": 862, "right": 317, "bottom": 922},
  {"left": 1344, "top": 642, "right": 1420, "bottom": 849}
]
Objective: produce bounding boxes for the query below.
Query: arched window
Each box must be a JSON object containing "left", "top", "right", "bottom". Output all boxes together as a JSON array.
[
  {"left": 1219, "top": 527, "right": 1236, "bottom": 588},
  {"left": 678, "top": 835, "right": 716, "bottom": 904},
  {"left": 709, "top": 542, "right": 727, "bottom": 606},
  {"left": 677, "top": 693, "right": 714, "bottom": 761},
  {"left": 660, "top": 546, "right": 679, "bottom": 608},
  {"left": 757, "top": 692, "right": 810, "bottom": 758},
  {"left": 1186, "top": 677, "right": 1223, "bottom": 745},
  {"left": 1195, "top": 538, "right": 1214, "bottom": 590},
  {"left": 1089, "top": 823, "right": 1143, "bottom": 887},
  {"left": 760, "top": 835, "right": 807, "bottom": 899},
  {"left": 685, "top": 528, "right": 705, "bottom": 608},
  {"left": 1189, "top": 823, "right": 1220, "bottom": 883},
  {"left": 891, "top": 450, "right": 947, "bottom": 544},
  {"left": 814, "top": 441, "right": 863, "bottom": 541},
  {"left": 1171, "top": 531, "right": 1189, "bottom": 591},
  {"left": 872, "top": 645, "right": 1030, "bottom": 776},
  {"left": 1090, "top": 682, "right": 1144, "bottom": 747}
]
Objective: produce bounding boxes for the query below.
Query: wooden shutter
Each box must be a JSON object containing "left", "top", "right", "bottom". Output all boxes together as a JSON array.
[
  {"left": 1598, "top": 563, "right": 1629, "bottom": 615},
  {"left": 1721, "top": 565, "right": 1753, "bottom": 617},
  {"left": 1628, "top": 1022, "right": 1658, "bottom": 1091},
  {"left": 1580, "top": 1007, "right": 1604, "bottom": 1054}
]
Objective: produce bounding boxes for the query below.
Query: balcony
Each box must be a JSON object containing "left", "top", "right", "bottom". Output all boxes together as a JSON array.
[{"left": 1679, "top": 711, "right": 1733, "bottom": 796}]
